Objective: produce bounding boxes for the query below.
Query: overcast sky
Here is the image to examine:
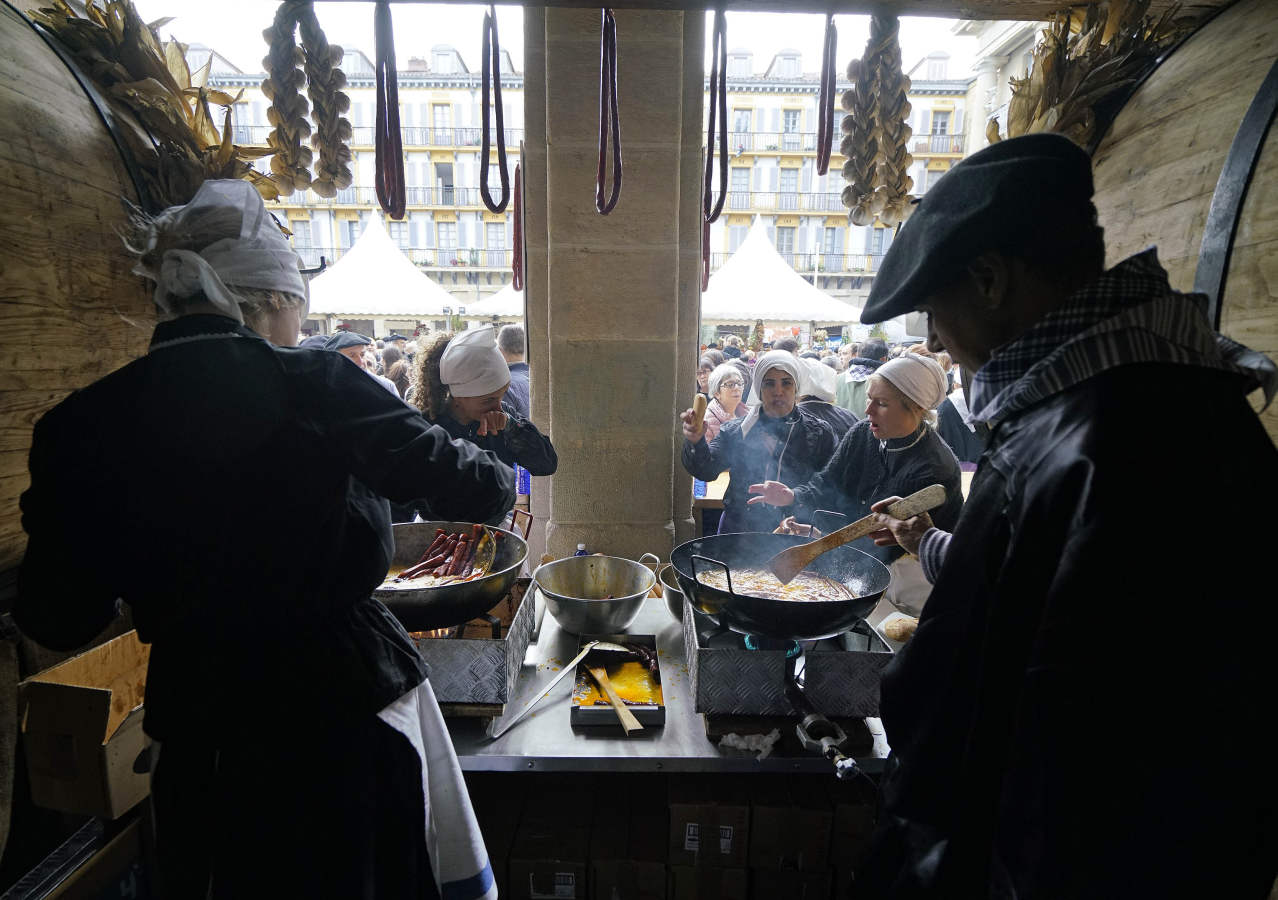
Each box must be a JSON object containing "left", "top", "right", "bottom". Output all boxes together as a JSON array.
[{"left": 130, "top": 2, "right": 977, "bottom": 80}]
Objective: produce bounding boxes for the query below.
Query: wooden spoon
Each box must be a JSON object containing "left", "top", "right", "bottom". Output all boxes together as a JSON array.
[
  {"left": 767, "top": 484, "right": 947, "bottom": 585},
  {"left": 587, "top": 665, "right": 644, "bottom": 735}
]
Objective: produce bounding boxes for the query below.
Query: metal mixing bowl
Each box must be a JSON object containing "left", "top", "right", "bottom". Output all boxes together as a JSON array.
[
  {"left": 658, "top": 563, "right": 685, "bottom": 622},
  {"left": 533, "top": 555, "right": 655, "bottom": 635}
]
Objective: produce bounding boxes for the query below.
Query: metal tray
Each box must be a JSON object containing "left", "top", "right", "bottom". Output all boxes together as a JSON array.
[{"left": 569, "top": 633, "right": 666, "bottom": 727}]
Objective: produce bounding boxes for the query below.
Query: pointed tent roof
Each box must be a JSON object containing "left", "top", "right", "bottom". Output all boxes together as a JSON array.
[
  {"left": 465, "top": 284, "right": 524, "bottom": 318},
  {"left": 308, "top": 215, "right": 456, "bottom": 317},
  {"left": 700, "top": 221, "right": 863, "bottom": 325}
]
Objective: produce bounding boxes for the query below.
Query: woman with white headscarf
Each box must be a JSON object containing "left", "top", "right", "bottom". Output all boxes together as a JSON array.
[
  {"left": 750, "top": 354, "right": 963, "bottom": 564},
  {"left": 410, "top": 328, "right": 557, "bottom": 520},
  {"left": 14, "top": 181, "right": 509, "bottom": 899},
  {"left": 680, "top": 350, "right": 836, "bottom": 534}
]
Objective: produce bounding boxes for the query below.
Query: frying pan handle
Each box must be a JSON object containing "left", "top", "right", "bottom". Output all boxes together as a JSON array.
[
  {"left": 510, "top": 508, "right": 534, "bottom": 540},
  {"left": 691, "top": 553, "right": 735, "bottom": 596},
  {"left": 812, "top": 509, "right": 847, "bottom": 536}
]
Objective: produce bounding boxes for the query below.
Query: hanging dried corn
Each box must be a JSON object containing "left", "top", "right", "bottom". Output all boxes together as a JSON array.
[
  {"left": 373, "top": 0, "right": 405, "bottom": 219},
  {"left": 869, "top": 16, "right": 913, "bottom": 226},
  {"left": 839, "top": 56, "right": 880, "bottom": 226},
  {"left": 261, "top": 0, "right": 352, "bottom": 198}
]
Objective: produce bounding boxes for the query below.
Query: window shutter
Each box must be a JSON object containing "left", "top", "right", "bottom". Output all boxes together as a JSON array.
[
  {"left": 453, "top": 103, "right": 464, "bottom": 134},
  {"left": 801, "top": 162, "right": 812, "bottom": 192},
  {"left": 954, "top": 109, "right": 964, "bottom": 134},
  {"left": 767, "top": 225, "right": 776, "bottom": 243},
  {"left": 770, "top": 108, "right": 780, "bottom": 132},
  {"left": 753, "top": 168, "right": 762, "bottom": 191},
  {"left": 768, "top": 169, "right": 778, "bottom": 191},
  {"left": 458, "top": 220, "right": 468, "bottom": 247},
  {"left": 424, "top": 221, "right": 435, "bottom": 246},
  {"left": 410, "top": 222, "right": 419, "bottom": 246}
]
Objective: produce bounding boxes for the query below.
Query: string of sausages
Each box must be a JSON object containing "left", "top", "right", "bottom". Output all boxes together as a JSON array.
[
  {"left": 702, "top": 6, "right": 728, "bottom": 290},
  {"left": 595, "top": 8, "right": 622, "bottom": 214},
  {"left": 511, "top": 162, "right": 524, "bottom": 290},
  {"left": 373, "top": 0, "right": 405, "bottom": 219},
  {"left": 396, "top": 525, "right": 493, "bottom": 581},
  {"left": 480, "top": 3, "right": 511, "bottom": 213},
  {"left": 815, "top": 13, "right": 837, "bottom": 177}
]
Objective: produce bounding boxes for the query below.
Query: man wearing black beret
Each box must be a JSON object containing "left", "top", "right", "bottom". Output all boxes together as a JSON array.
[{"left": 858, "top": 134, "right": 1278, "bottom": 898}]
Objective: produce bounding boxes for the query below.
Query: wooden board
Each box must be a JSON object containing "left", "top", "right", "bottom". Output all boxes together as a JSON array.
[
  {"left": 1092, "top": 0, "right": 1278, "bottom": 446},
  {"left": 0, "top": 6, "right": 155, "bottom": 572}
]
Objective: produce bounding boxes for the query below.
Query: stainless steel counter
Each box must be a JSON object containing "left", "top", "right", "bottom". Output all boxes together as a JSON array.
[{"left": 447, "top": 593, "right": 890, "bottom": 773}]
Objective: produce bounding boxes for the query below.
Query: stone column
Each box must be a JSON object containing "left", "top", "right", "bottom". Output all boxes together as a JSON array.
[
  {"left": 971, "top": 56, "right": 1008, "bottom": 150},
  {"left": 524, "top": 9, "right": 703, "bottom": 559}
]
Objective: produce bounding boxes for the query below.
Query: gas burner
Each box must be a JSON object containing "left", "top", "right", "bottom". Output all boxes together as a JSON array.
[{"left": 743, "top": 634, "right": 801, "bottom": 657}]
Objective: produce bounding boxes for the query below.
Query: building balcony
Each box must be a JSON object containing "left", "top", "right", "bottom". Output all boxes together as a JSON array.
[
  {"left": 297, "top": 246, "right": 512, "bottom": 270},
  {"left": 722, "top": 191, "right": 845, "bottom": 212},
  {"left": 724, "top": 131, "right": 818, "bottom": 153},
  {"left": 275, "top": 185, "right": 506, "bottom": 210},
  {"left": 912, "top": 132, "right": 964, "bottom": 154},
  {"left": 709, "top": 250, "right": 886, "bottom": 275},
  {"left": 231, "top": 125, "right": 525, "bottom": 150}
]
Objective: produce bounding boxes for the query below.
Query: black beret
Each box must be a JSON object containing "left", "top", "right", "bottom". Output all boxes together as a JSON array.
[
  {"left": 861, "top": 133, "right": 1094, "bottom": 324},
  {"left": 323, "top": 331, "right": 373, "bottom": 352},
  {"left": 297, "top": 334, "right": 328, "bottom": 350},
  {"left": 386, "top": 333, "right": 409, "bottom": 342}
]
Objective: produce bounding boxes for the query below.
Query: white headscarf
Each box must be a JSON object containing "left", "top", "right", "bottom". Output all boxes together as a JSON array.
[
  {"left": 741, "top": 350, "right": 805, "bottom": 437},
  {"left": 440, "top": 325, "right": 511, "bottom": 397},
  {"left": 131, "top": 180, "right": 307, "bottom": 325},
  {"left": 876, "top": 355, "right": 948, "bottom": 410},
  {"left": 801, "top": 356, "right": 837, "bottom": 402}
]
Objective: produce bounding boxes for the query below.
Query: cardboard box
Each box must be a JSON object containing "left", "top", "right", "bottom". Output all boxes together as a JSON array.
[
  {"left": 748, "top": 778, "right": 833, "bottom": 871},
  {"left": 591, "top": 811, "right": 667, "bottom": 900},
  {"left": 749, "top": 867, "right": 832, "bottom": 900},
  {"left": 667, "top": 776, "right": 750, "bottom": 868},
  {"left": 20, "top": 630, "right": 150, "bottom": 819},
  {"left": 668, "top": 866, "right": 748, "bottom": 900},
  {"left": 508, "top": 821, "right": 589, "bottom": 900}
]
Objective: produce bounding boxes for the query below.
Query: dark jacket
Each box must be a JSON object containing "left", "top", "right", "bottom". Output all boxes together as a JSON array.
[
  {"left": 935, "top": 395, "right": 984, "bottom": 464},
  {"left": 790, "top": 420, "right": 962, "bottom": 563},
  {"left": 14, "top": 315, "right": 515, "bottom": 741},
  {"left": 432, "top": 407, "right": 557, "bottom": 476},
  {"left": 682, "top": 408, "right": 836, "bottom": 533},
  {"left": 859, "top": 370, "right": 1278, "bottom": 898},
  {"left": 798, "top": 399, "right": 860, "bottom": 442},
  {"left": 505, "top": 361, "right": 530, "bottom": 419}
]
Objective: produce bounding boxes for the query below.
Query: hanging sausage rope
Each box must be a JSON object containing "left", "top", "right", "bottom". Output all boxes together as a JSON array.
[
  {"left": 702, "top": 6, "right": 728, "bottom": 290},
  {"left": 512, "top": 161, "right": 524, "bottom": 291},
  {"left": 815, "top": 13, "right": 837, "bottom": 177},
  {"left": 595, "top": 8, "right": 622, "bottom": 214},
  {"left": 480, "top": 3, "right": 511, "bottom": 213},
  {"left": 373, "top": 0, "right": 405, "bottom": 219}
]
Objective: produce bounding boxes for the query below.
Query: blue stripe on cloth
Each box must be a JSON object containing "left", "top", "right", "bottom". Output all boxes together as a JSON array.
[{"left": 441, "top": 861, "right": 495, "bottom": 900}]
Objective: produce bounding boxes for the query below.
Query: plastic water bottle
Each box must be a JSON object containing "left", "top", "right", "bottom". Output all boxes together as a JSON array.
[
  {"left": 573, "top": 543, "right": 589, "bottom": 557},
  {"left": 514, "top": 463, "right": 531, "bottom": 496},
  {"left": 693, "top": 478, "right": 707, "bottom": 499}
]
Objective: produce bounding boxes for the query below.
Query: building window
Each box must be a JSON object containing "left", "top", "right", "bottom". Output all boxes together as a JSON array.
[
  {"left": 389, "top": 221, "right": 409, "bottom": 249},
  {"left": 486, "top": 222, "right": 505, "bottom": 266},
  {"left": 782, "top": 109, "right": 801, "bottom": 150},
  {"left": 778, "top": 168, "right": 798, "bottom": 210},
  {"left": 823, "top": 227, "right": 838, "bottom": 254},
  {"left": 438, "top": 222, "right": 457, "bottom": 252},
  {"left": 775, "top": 225, "right": 795, "bottom": 261},
  {"left": 927, "top": 56, "right": 948, "bottom": 80},
  {"left": 931, "top": 111, "right": 950, "bottom": 135},
  {"left": 729, "top": 225, "right": 748, "bottom": 252},
  {"left": 434, "top": 51, "right": 453, "bottom": 74},
  {"left": 868, "top": 226, "right": 887, "bottom": 256},
  {"left": 730, "top": 167, "right": 750, "bottom": 208},
  {"left": 733, "top": 108, "right": 752, "bottom": 133},
  {"left": 435, "top": 162, "right": 454, "bottom": 205},
  {"left": 433, "top": 104, "right": 450, "bottom": 139}
]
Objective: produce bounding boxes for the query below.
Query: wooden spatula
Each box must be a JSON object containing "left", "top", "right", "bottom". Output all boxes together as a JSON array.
[
  {"left": 767, "top": 484, "right": 947, "bottom": 585},
  {"left": 587, "top": 665, "right": 644, "bottom": 735}
]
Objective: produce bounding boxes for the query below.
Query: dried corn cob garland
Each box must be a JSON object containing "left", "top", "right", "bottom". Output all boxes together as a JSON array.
[
  {"left": 839, "top": 57, "right": 880, "bottom": 227},
  {"left": 298, "top": 6, "right": 353, "bottom": 198},
  {"left": 868, "top": 15, "right": 914, "bottom": 226}
]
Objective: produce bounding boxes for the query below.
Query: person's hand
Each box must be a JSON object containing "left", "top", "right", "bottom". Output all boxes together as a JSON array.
[
  {"left": 747, "top": 481, "right": 795, "bottom": 507},
  {"left": 773, "top": 515, "right": 820, "bottom": 537},
  {"left": 680, "top": 408, "right": 706, "bottom": 444},
  {"left": 869, "top": 495, "right": 934, "bottom": 556},
  {"left": 476, "top": 410, "right": 508, "bottom": 437}
]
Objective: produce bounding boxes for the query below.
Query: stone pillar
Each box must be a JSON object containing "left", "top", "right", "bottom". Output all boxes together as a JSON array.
[
  {"left": 971, "top": 56, "right": 1008, "bottom": 150},
  {"left": 524, "top": 9, "right": 703, "bottom": 559}
]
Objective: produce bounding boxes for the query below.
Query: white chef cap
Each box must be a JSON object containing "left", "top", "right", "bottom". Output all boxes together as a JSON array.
[
  {"left": 440, "top": 325, "right": 511, "bottom": 398},
  {"left": 801, "top": 356, "right": 837, "bottom": 402},
  {"left": 128, "top": 179, "right": 307, "bottom": 325},
  {"left": 876, "top": 355, "right": 948, "bottom": 410}
]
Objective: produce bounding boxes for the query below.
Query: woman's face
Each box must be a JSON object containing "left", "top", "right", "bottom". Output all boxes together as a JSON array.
[
  {"left": 697, "top": 364, "right": 713, "bottom": 391},
  {"left": 714, "top": 373, "right": 745, "bottom": 411},
  {"left": 865, "top": 379, "right": 923, "bottom": 440},
  {"left": 759, "top": 367, "right": 797, "bottom": 418},
  {"left": 451, "top": 384, "right": 509, "bottom": 423}
]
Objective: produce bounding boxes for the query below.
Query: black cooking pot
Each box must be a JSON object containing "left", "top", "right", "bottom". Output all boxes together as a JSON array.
[{"left": 670, "top": 531, "right": 891, "bottom": 641}]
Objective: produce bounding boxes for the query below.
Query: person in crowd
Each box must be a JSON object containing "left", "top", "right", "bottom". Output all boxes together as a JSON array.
[
  {"left": 728, "top": 357, "right": 754, "bottom": 405},
  {"left": 799, "top": 350, "right": 822, "bottom": 361},
  {"left": 703, "top": 363, "right": 749, "bottom": 441},
  {"left": 836, "top": 337, "right": 888, "bottom": 419},
  {"left": 415, "top": 326, "right": 557, "bottom": 495},
  {"left": 742, "top": 349, "right": 756, "bottom": 363},
  {"left": 298, "top": 333, "right": 328, "bottom": 349},
  {"left": 722, "top": 334, "right": 744, "bottom": 359},
  {"left": 933, "top": 347, "right": 983, "bottom": 466},
  {"left": 797, "top": 356, "right": 859, "bottom": 441},
  {"left": 381, "top": 344, "right": 404, "bottom": 375},
  {"left": 839, "top": 341, "right": 859, "bottom": 371},
  {"left": 856, "top": 134, "right": 1278, "bottom": 898},
  {"left": 325, "top": 331, "right": 400, "bottom": 397},
  {"left": 749, "top": 354, "right": 961, "bottom": 564},
  {"left": 696, "top": 350, "right": 724, "bottom": 396},
  {"left": 14, "top": 180, "right": 511, "bottom": 899},
  {"left": 772, "top": 336, "right": 800, "bottom": 355},
  {"left": 820, "top": 354, "right": 839, "bottom": 370},
  {"left": 386, "top": 332, "right": 409, "bottom": 356},
  {"left": 679, "top": 350, "right": 835, "bottom": 534},
  {"left": 386, "top": 359, "right": 412, "bottom": 400},
  {"left": 497, "top": 323, "right": 531, "bottom": 419}
]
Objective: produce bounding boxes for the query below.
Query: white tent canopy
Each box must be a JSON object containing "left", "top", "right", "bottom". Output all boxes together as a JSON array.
[
  {"left": 308, "top": 215, "right": 456, "bottom": 317},
  {"left": 700, "top": 221, "right": 863, "bottom": 325},
  {"left": 465, "top": 284, "right": 524, "bottom": 319}
]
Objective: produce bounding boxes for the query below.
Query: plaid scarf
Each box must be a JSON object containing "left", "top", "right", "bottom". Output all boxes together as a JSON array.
[{"left": 968, "top": 249, "right": 1277, "bottom": 427}]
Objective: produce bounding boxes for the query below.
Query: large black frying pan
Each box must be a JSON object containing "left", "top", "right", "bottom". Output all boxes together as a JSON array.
[
  {"left": 374, "top": 521, "right": 528, "bottom": 630},
  {"left": 670, "top": 531, "right": 891, "bottom": 641}
]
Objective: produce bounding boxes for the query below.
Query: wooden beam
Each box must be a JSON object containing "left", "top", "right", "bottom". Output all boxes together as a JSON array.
[{"left": 315, "top": 0, "right": 1233, "bottom": 23}]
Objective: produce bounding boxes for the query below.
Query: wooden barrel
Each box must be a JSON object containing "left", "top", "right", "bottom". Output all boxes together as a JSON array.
[
  {"left": 1092, "top": 0, "right": 1278, "bottom": 444},
  {"left": 0, "top": 3, "right": 156, "bottom": 573}
]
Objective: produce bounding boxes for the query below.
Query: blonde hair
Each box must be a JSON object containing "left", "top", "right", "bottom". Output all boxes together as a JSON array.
[{"left": 867, "top": 373, "right": 937, "bottom": 429}]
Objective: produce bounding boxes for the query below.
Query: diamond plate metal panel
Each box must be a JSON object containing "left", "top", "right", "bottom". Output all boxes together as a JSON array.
[
  {"left": 413, "top": 586, "right": 535, "bottom": 707},
  {"left": 681, "top": 595, "right": 892, "bottom": 717}
]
